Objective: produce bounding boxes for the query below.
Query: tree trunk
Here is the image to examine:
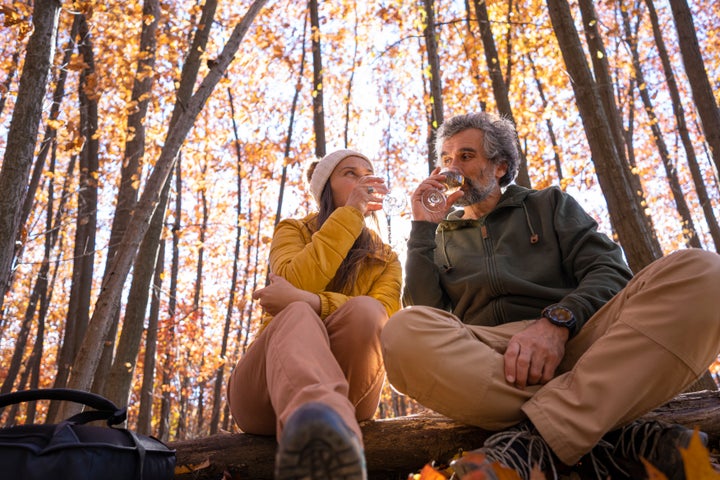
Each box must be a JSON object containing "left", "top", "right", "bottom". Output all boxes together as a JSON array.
[
  {"left": 422, "top": 0, "right": 443, "bottom": 174},
  {"left": 61, "top": 0, "right": 269, "bottom": 416},
  {"left": 667, "top": 0, "right": 720, "bottom": 174},
  {"left": 525, "top": 53, "right": 563, "bottom": 181},
  {"left": 104, "top": 177, "right": 170, "bottom": 408},
  {"left": 645, "top": 0, "right": 720, "bottom": 251},
  {"left": 172, "top": 391, "right": 720, "bottom": 480},
  {"left": 343, "top": 3, "right": 359, "bottom": 149},
  {"left": 50, "top": 13, "right": 100, "bottom": 423},
  {"left": 95, "top": 0, "right": 161, "bottom": 392},
  {"left": 0, "top": 49, "right": 21, "bottom": 117},
  {"left": 619, "top": 6, "right": 701, "bottom": 249},
  {"left": 308, "top": 0, "right": 326, "bottom": 158},
  {"left": 273, "top": 18, "right": 306, "bottom": 230},
  {"left": 159, "top": 160, "right": 182, "bottom": 443},
  {"left": 545, "top": 0, "right": 662, "bottom": 273},
  {"left": 18, "top": 16, "right": 79, "bottom": 239},
  {"left": 576, "top": 0, "right": 661, "bottom": 260},
  {"left": 471, "top": 0, "right": 530, "bottom": 187},
  {"left": 0, "top": 0, "right": 61, "bottom": 310},
  {"left": 136, "top": 238, "right": 165, "bottom": 436},
  {"left": 210, "top": 88, "right": 246, "bottom": 435}
]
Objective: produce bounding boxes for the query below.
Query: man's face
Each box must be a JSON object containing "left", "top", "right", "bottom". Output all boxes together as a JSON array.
[{"left": 439, "top": 129, "right": 507, "bottom": 206}]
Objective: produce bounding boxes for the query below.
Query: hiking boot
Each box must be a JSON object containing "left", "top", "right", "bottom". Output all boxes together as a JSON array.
[
  {"left": 275, "top": 402, "right": 367, "bottom": 480},
  {"left": 598, "top": 419, "right": 707, "bottom": 480},
  {"left": 451, "top": 421, "right": 561, "bottom": 480}
]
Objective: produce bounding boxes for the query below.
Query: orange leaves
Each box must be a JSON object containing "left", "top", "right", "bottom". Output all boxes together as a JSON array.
[
  {"left": 1, "top": 2, "right": 32, "bottom": 40},
  {"left": 67, "top": 53, "right": 90, "bottom": 72},
  {"left": 413, "top": 430, "right": 719, "bottom": 480},
  {"left": 680, "top": 429, "right": 720, "bottom": 480}
]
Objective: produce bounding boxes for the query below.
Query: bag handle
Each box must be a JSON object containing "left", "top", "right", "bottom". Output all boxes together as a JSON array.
[{"left": 0, "top": 388, "right": 127, "bottom": 426}]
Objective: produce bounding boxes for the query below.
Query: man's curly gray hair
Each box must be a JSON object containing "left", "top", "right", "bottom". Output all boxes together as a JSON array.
[{"left": 435, "top": 112, "right": 520, "bottom": 187}]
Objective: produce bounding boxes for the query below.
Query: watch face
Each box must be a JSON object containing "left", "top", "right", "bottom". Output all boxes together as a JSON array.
[{"left": 549, "top": 306, "right": 572, "bottom": 322}]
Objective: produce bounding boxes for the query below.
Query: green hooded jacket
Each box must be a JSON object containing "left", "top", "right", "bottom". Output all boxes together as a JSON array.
[{"left": 403, "top": 184, "right": 633, "bottom": 334}]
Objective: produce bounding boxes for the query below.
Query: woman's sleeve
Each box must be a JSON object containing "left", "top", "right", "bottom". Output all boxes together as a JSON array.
[{"left": 270, "top": 206, "right": 365, "bottom": 293}]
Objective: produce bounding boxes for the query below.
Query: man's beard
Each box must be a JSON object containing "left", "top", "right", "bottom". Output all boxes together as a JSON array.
[{"left": 454, "top": 176, "right": 495, "bottom": 206}]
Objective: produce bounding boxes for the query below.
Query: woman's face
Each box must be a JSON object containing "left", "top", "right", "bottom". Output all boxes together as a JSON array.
[{"left": 329, "top": 156, "right": 374, "bottom": 208}]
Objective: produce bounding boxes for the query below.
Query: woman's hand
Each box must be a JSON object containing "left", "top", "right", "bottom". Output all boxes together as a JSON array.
[
  {"left": 252, "top": 273, "right": 320, "bottom": 316},
  {"left": 345, "top": 176, "right": 387, "bottom": 216}
]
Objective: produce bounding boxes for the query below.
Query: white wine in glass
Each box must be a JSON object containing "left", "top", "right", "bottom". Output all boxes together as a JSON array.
[{"left": 421, "top": 170, "right": 465, "bottom": 213}]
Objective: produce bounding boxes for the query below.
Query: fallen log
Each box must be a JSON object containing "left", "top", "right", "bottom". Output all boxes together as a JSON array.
[{"left": 172, "top": 390, "right": 720, "bottom": 480}]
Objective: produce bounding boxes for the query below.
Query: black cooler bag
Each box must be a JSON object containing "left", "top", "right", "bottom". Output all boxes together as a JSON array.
[{"left": 0, "top": 388, "right": 175, "bottom": 480}]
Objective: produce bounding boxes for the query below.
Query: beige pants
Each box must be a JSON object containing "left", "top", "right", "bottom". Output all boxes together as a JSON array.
[
  {"left": 227, "top": 296, "right": 388, "bottom": 444},
  {"left": 381, "top": 249, "right": 720, "bottom": 465}
]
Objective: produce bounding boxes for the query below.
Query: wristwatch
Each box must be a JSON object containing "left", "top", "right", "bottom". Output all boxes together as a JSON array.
[{"left": 541, "top": 304, "right": 577, "bottom": 335}]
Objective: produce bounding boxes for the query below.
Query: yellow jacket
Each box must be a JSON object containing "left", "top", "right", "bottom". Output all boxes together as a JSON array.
[{"left": 263, "top": 205, "right": 402, "bottom": 328}]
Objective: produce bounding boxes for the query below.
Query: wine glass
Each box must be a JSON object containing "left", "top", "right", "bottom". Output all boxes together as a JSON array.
[
  {"left": 382, "top": 190, "right": 408, "bottom": 216},
  {"left": 421, "top": 170, "right": 465, "bottom": 213}
]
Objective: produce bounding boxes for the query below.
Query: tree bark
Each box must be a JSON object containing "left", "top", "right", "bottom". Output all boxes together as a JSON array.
[
  {"left": 159, "top": 160, "right": 182, "bottom": 443},
  {"left": 210, "top": 88, "right": 246, "bottom": 435},
  {"left": 308, "top": 0, "right": 326, "bottom": 158},
  {"left": 136, "top": 238, "right": 165, "bottom": 436},
  {"left": 61, "top": 0, "right": 269, "bottom": 416},
  {"left": 545, "top": 0, "right": 662, "bottom": 273},
  {"left": 667, "top": 0, "right": 720, "bottom": 174},
  {"left": 95, "top": 0, "right": 161, "bottom": 393},
  {"left": 50, "top": 13, "right": 100, "bottom": 423},
  {"left": 619, "top": 5, "right": 701, "bottom": 249},
  {"left": 645, "top": 0, "right": 720, "bottom": 251},
  {"left": 0, "top": 0, "right": 61, "bottom": 311},
  {"left": 471, "top": 0, "right": 530, "bottom": 187},
  {"left": 172, "top": 391, "right": 720, "bottom": 480},
  {"left": 422, "top": 0, "right": 443, "bottom": 173},
  {"left": 103, "top": 177, "right": 170, "bottom": 408}
]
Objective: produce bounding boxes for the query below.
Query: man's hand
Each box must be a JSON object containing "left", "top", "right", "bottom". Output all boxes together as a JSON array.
[
  {"left": 252, "top": 273, "right": 320, "bottom": 316},
  {"left": 411, "top": 167, "right": 464, "bottom": 223},
  {"left": 504, "top": 318, "right": 569, "bottom": 389}
]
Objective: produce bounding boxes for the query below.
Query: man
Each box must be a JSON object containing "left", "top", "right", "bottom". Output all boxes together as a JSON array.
[{"left": 381, "top": 112, "right": 720, "bottom": 479}]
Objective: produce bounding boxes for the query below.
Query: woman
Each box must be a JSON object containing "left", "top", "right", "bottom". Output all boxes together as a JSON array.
[{"left": 227, "top": 149, "right": 402, "bottom": 480}]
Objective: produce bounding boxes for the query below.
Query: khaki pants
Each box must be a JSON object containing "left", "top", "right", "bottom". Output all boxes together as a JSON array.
[
  {"left": 381, "top": 249, "right": 720, "bottom": 464},
  {"left": 227, "top": 296, "right": 388, "bottom": 444}
]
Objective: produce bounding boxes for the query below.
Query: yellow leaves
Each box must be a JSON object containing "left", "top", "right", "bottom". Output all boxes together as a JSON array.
[
  {"left": 136, "top": 64, "right": 155, "bottom": 82},
  {"left": 412, "top": 463, "right": 448, "bottom": 480},
  {"left": 412, "top": 430, "right": 719, "bottom": 480},
  {"left": 47, "top": 118, "right": 64, "bottom": 130},
  {"left": 68, "top": 53, "right": 90, "bottom": 72},
  {"left": 174, "top": 458, "right": 211, "bottom": 475},
  {"left": 1, "top": 3, "right": 33, "bottom": 40},
  {"left": 83, "top": 72, "right": 101, "bottom": 101},
  {"left": 680, "top": 429, "right": 720, "bottom": 479}
]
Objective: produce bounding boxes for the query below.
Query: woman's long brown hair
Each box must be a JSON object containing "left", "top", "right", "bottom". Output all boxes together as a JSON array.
[{"left": 315, "top": 182, "right": 383, "bottom": 294}]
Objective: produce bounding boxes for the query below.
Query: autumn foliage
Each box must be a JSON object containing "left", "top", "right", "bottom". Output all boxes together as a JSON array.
[
  {"left": 413, "top": 430, "right": 719, "bottom": 479},
  {"left": 0, "top": 0, "right": 718, "bottom": 452}
]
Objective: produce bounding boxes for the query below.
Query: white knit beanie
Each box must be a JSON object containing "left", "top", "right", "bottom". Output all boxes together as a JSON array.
[{"left": 308, "top": 149, "right": 371, "bottom": 203}]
